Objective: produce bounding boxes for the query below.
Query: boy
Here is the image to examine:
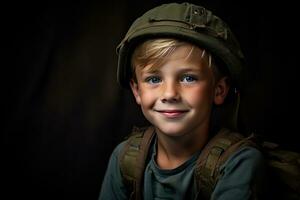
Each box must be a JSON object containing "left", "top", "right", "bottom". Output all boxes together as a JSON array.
[{"left": 99, "top": 2, "right": 265, "bottom": 200}]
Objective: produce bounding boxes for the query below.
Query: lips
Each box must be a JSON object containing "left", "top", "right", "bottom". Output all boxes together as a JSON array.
[{"left": 156, "top": 110, "right": 188, "bottom": 118}]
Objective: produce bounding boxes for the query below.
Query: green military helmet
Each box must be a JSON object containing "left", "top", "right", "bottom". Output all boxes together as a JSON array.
[{"left": 116, "top": 2, "right": 245, "bottom": 89}]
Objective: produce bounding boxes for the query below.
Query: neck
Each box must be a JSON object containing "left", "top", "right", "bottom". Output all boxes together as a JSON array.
[{"left": 155, "top": 124, "right": 209, "bottom": 169}]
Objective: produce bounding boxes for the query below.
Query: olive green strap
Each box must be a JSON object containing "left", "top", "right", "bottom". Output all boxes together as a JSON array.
[
  {"left": 119, "top": 126, "right": 155, "bottom": 200},
  {"left": 194, "top": 128, "right": 255, "bottom": 199}
]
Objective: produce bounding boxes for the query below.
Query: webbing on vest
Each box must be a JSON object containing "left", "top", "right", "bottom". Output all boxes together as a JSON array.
[
  {"left": 120, "top": 126, "right": 255, "bottom": 200},
  {"left": 194, "top": 128, "right": 256, "bottom": 199},
  {"left": 119, "top": 126, "right": 155, "bottom": 200}
]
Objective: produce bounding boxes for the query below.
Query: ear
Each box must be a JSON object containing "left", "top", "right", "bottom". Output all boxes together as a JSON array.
[
  {"left": 130, "top": 79, "right": 141, "bottom": 105},
  {"left": 214, "top": 77, "right": 230, "bottom": 105}
]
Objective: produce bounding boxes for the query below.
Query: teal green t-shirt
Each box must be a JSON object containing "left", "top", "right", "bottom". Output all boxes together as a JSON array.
[
  {"left": 144, "top": 139, "right": 201, "bottom": 200},
  {"left": 99, "top": 136, "right": 266, "bottom": 200}
]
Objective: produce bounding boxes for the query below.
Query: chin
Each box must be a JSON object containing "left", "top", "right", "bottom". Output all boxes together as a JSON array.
[{"left": 155, "top": 123, "right": 188, "bottom": 137}]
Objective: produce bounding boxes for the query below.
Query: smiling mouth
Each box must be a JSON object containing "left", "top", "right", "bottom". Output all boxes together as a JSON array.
[{"left": 156, "top": 110, "right": 189, "bottom": 118}]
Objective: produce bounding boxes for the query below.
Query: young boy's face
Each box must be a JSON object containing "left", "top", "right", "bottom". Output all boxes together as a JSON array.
[{"left": 130, "top": 44, "right": 228, "bottom": 138}]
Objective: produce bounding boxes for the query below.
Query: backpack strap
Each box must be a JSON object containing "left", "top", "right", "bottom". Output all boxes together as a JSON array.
[
  {"left": 119, "top": 126, "right": 155, "bottom": 200},
  {"left": 194, "top": 128, "right": 256, "bottom": 199}
]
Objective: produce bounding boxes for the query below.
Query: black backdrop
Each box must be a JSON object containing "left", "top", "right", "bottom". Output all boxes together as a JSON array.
[{"left": 2, "top": 0, "right": 298, "bottom": 199}]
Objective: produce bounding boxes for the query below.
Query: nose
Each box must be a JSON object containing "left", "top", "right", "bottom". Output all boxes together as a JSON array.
[{"left": 161, "top": 80, "right": 180, "bottom": 103}]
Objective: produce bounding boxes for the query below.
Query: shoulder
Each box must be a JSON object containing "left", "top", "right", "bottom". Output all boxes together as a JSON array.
[
  {"left": 110, "top": 126, "right": 155, "bottom": 167},
  {"left": 212, "top": 146, "right": 266, "bottom": 199},
  {"left": 108, "top": 140, "right": 127, "bottom": 161},
  {"left": 99, "top": 141, "right": 129, "bottom": 200},
  {"left": 224, "top": 146, "right": 265, "bottom": 168},
  {"left": 220, "top": 146, "right": 265, "bottom": 178},
  {"left": 100, "top": 127, "right": 154, "bottom": 200},
  {"left": 103, "top": 141, "right": 128, "bottom": 176},
  {"left": 114, "top": 141, "right": 127, "bottom": 155},
  {"left": 210, "top": 128, "right": 265, "bottom": 172}
]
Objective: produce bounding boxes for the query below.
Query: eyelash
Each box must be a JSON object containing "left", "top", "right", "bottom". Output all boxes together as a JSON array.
[
  {"left": 145, "top": 76, "right": 161, "bottom": 84},
  {"left": 180, "top": 75, "right": 198, "bottom": 83},
  {"left": 144, "top": 74, "right": 198, "bottom": 84}
]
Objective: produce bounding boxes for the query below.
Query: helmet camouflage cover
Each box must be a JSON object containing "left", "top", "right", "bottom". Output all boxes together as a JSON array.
[{"left": 116, "top": 2, "right": 245, "bottom": 89}]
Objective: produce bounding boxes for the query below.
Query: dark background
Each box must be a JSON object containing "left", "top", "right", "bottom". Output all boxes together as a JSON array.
[{"left": 2, "top": 0, "right": 298, "bottom": 199}]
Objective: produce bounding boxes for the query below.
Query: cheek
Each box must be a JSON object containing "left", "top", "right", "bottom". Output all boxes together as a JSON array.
[
  {"left": 184, "top": 85, "right": 214, "bottom": 106},
  {"left": 139, "top": 89, "right": 158, "bottom": 107}
]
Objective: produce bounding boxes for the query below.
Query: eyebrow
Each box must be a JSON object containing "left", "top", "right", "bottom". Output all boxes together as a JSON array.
[
  {"left": 175, "top": 67, "right": 203, "bottom": 74},
  {"left": 141, "top": 69, "right": 160, "bottom": 74},
  {"left": 140, "top": 64, "right": 205, "bottom": 76},
  {"left": 140, "top": 67, "right": 160, "bottom": 74}
]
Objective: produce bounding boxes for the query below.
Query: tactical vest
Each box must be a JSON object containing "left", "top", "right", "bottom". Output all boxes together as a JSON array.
[
  {"left": 119, "top": 126, "right": 257, "bottom": 200},
  {"left": 119, "top": 126, "right": 300, "bottom": 200}
]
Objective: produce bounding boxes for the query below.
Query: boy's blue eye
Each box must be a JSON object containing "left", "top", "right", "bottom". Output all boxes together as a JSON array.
[
  {"left": 181, "top": 75, "right": 197, "bottom": 83},
  {"left": 146, "top": 76, "right": 161, "bottom": 84}
]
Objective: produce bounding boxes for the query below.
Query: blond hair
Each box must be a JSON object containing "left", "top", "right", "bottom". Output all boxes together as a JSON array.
[{"left": 131, "top": 38, "right": 220, "bottom": 81}]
